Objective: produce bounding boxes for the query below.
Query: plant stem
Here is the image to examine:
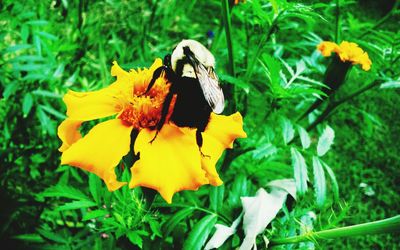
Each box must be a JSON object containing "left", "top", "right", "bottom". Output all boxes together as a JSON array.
[
  {"left": 307, "top": 80, "right": 380, "bottom": 131},
  {"left": 358, "top": 1, "right": 399, "bottom": 39},
  {"left": 244, "top": 15, "right": 279, "bottom": 82},
  {"left": 335, "top": 0, "right": 340, "bottom": 43},
  {"left": 270, "top": 215, "right": 400, "bottom": 246},
  {"left": 221, "top": 0, "right": 235, "bottom": 76}
]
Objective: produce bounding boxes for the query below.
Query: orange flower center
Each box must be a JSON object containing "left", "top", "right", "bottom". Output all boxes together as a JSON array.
[{"left": 118, "top": 77, "right": 176, "bottom": 130}]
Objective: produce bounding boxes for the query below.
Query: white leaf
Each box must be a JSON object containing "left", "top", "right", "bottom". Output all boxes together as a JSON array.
[
  {"left": 312, "top": 156, "right": 326, "bottom": 207},
  {"left": 204, "top": 214, "right": 242, "bottom": 250},
  {"left": 291, "top": 147, "right": 308, "bottom": 195},
  {"left": 321, "top": 160, "right": 339, "bottom": 200},
  {"left": 297, "top": 125, "right": 311, "bottom": 149},
  {"left": 380, "top": 80, "right": 400, "bottom": 89},
  {"left": 280, "top": 117, "right": 294, "bottom": 144},
  {"left": 295, "top": 60, "right": 306, "bottom": 75},
  {"left": 267, "top": 179, "right": 297, "bottom": 200},
  {"left": 240, "top": 188, "right": 288, "bottom": 250},
  {"left": 317, "top": 125, "right": 335, "bottom": 156},
  {"left": 279, "top": 58, "right": 295, "bottom": 77}
]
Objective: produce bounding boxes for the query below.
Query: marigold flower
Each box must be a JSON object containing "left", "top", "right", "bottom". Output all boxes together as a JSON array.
[
  {"left": 317, "top": 41, "right": 372, "bottom": 71},
  {"left": 58, "top": 59, "right": 246, "bottom": 203}
]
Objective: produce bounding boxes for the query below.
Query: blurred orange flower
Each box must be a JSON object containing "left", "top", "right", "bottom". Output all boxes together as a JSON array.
[
  {"left": 317, "top": 41, "right": 372, "bottom": 71},
  {"left": 58, "top": 59, "right": 246, "bottom": 203}
]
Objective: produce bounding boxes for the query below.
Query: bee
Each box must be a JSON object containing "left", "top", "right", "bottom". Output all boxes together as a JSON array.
[{"left": 145, "top": 39, "right": 225, "bottom": 156}]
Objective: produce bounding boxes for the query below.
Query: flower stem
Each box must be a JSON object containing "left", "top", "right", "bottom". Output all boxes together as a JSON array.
[
  {"left": 221, "top": 0, "right": 235, "bottom": 76},
  {"left": 358, "top": 1, "right": 399, "bottom": 39},
  {"left": 335, "top": 0, "right": 340, "bottom": 43},
  {"left": 306, "top": 80, "right": 380, "bottom": 131},
  {"left": 269, "top": 215, "right": 400, "bottom": 246}
]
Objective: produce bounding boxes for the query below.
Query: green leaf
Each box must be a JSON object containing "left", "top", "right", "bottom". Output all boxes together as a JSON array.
[
  {"left": 317, "top": 125, "right": 335, "bottom": 156},
  {"left": 33, "top": 35, "right": 42, "bottom": 56},
  {"left": 4, "top": 82, "right": 19, "bottom": 99},
  {"left": 21, "top": 25, "right": 29, "bottom": 43},
  {"left": 32, "top": 89, "right": 62, "bottom": 98},
  {"left": 219, "top": 74, "right": 250, "bottom": 94},
  {"left": 280, "top": 117, "right": 295, "bottom": 144},
  {"left": 260, "top": 54, "right": 283, "bottom": 95},
  {"left": 210, "top": 185, "right": 224, "bottom": 212},
  {"left": 163, "top": 207, "right": 195, "bottom": 236},
  {"left": 183, "top": 214, "right": 218, "bottom": 250},
  {"left": 127, "top": 231, "right": 143, "bottom": 249},
  {"left": 35, "top": 106, "right": 51, "bottom": 134},
  {"left": 321, "top": 160, "right": 339, "bottom": 201},
  {"left": 56, "top": 200, "right": 97, "bottom": 211},
  {"left": 22, "top": 93, "right": 34, "bottom": 117},
  {"left": 228, "top": 174, "right": 249, "bottom": 207},
  {"left": 4, "top": 44, "right": 32, "bottom": 53},
  {"left": 312, "top": 156, "right": 326, "bottom": 207},
  {"left": 26, "top": 20, "right": 49, "bottom": 26},
  {"left": 13, "top": 234, "right": 45, "bottom": 243},
  {"left": 35, "top": 31, "right": 58, "bottom": 41},
  {"left": 39, "top": 104, "right": 66, "bottom": 119},
  {"left": 39, "top": 185, "right": 92, "bottom": 201},
  {"left": 297, "top": 125, "right": 311, "bottom": 149},
  {"left": 37, "top": 228, "right": 67, "bottom": 244},
  {"left": 89, "top": 173, "right": 102, "bottom": 204},
  {"left": 291, "top": 147, "right": 308, "bottom": 195},
  {"left": 82, "top": 209, "right": 109, "bottom": 221}
]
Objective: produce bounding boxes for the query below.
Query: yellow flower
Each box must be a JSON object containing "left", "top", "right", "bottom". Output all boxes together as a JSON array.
[
  {"left": 58, "top": 59, "right": 246, "bottom": 203},
  {"left": 317, "top": 41, "right": 372, "bottom": 71}
]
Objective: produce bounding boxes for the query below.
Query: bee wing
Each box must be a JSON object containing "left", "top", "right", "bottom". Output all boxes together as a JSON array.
[{"left": 196, "top": 63, "right": 225, "bottom": 114}]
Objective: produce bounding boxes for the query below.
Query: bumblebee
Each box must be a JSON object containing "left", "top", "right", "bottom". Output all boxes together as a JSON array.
[{"left": 145, "top": 39, "right": 225, "bottom": 155}]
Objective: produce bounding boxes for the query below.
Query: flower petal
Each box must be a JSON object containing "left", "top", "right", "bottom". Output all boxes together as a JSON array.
[
  {"left": 61, "top": 119, "right": 133, "bottom": 191},
  {"left": 63, "top": 88, "right": 123, "bottom": 121},
  {"left": 201, "top": 112, "right": 247, "bottom": 185},
  {"left": 58, "top": 119, "right": 82, "bottom": 152},
  {"left": 63, "top": 62, "right": 136, "bottom": 121},
  {"left": 317, "top": 41, "right": 340, "bottom": 57},
  {"left": 129, "top": 124, "right": 209, "bottom": 203}
]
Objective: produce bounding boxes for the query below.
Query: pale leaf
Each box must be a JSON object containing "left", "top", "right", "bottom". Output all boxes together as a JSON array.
[
  {"left": 317, "top": 125, "right": 334, "bottom": 156},
  {"left": 204, "top": 214, "right": 242, "bottom": 250},
  {"left": 267, "top": 178, "right": 297, "bottom": 200},
  {"left": 240, "top": 188, "right": 288, "bottom": 250}
]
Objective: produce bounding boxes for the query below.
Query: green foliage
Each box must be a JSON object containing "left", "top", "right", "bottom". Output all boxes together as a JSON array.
[{"left": 1, "top": 0, "right": 399, "bottom": 249}]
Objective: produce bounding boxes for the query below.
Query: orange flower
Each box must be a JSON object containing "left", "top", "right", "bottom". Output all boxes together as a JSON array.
[
  {"left": 317, "top": 41, "right": 372, "bottom": 71},
  {"left": 58, "top": 59, "right": 246, "bottom": 203}
]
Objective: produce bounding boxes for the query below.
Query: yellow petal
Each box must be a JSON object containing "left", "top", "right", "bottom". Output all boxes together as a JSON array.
[
  {"left": 64, "top": 62, "right": 136, "bottom": 121},
  {"left": 63, "top": 88, "right": 123, "bottom": 121},
  {"left": 61, "top": 119, "right": 132, "bottom": 191},
  {"left": 58, "top": 119, "right": 82, "bottom": 152},
  {"left": 129, "top": 124, "right": 209, "bottom": 203},
  {"left": 201, "top": 112, "right": 247, "bottom": 185},
  {"left": 317, "top": 41, "right": 340, "bottom": 57}
]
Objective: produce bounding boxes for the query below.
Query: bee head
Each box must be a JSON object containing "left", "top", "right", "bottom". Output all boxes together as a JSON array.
[{"left": 171, "top": 39, "right": 215, "bottom": 78}]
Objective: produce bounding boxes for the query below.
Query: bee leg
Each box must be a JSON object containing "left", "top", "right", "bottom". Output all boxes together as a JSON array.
[
  {"left": 145, "top": 65, "right": 176, "bottom": 95},
  {"left": 144, "top": 66, "right": 167, "bottom": 94},
  {"left": 196, "top": 129, "right": 210, "bottom": 158},
  {"left": 149, "top": 90, "right": 175, "bottom": 144}
]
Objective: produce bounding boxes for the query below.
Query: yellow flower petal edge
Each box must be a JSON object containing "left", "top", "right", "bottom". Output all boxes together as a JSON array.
[
  {"left": 317, "top": 41, "right": 339, "bottom": 57},
  {"left": 61, "top": 119, "right": 133, "bottom": 191},
  {"left": 201, "top": 112, "right": 247, "bottom": 185},
  {"left": 129, "top": 112, "right": 247, "bottom": 203},
  {"left": 317, "top": 41, "right": 372, "bottom": 71},
  {"left": 63, "top": 59, "right": 164, "bottom": 122},
  {"left": 130, "top": 124, "right": 209, "bottom": 203},
  {"left": 58, "top": 119, "right": 83, "bottom": 152}
]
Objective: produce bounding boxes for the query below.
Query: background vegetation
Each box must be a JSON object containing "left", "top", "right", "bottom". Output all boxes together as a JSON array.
[{"left": 1, "top": 0, "right": 399, "bottom": 249}]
